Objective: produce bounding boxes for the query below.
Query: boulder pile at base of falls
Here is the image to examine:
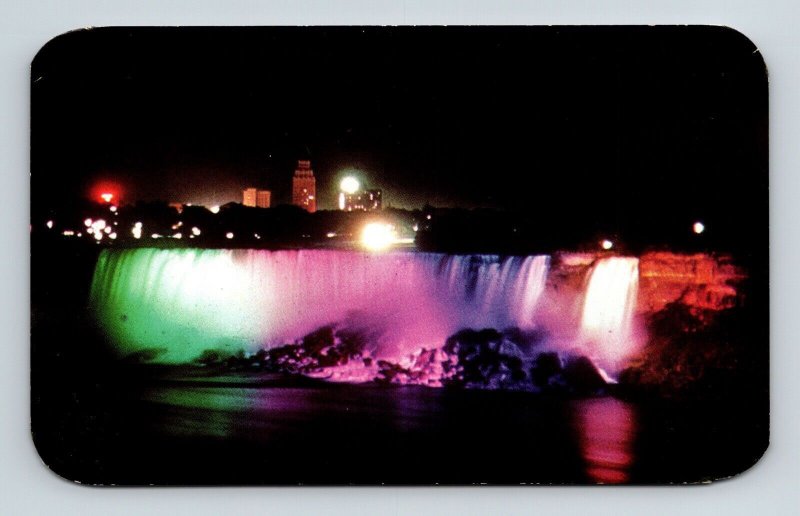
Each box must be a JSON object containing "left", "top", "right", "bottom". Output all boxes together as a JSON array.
[{"left": 192, "top": 325, "right": 614, "bottom": 396}]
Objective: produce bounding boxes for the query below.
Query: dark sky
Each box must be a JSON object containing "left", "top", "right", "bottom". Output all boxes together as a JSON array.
[{"left": 32, "top": 26, "right": 766, "bottom": 225}]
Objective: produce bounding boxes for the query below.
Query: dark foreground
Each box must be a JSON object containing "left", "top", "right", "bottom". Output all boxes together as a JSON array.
[{"left": 32, "top": 367, "right": 766, "bottom": 486}]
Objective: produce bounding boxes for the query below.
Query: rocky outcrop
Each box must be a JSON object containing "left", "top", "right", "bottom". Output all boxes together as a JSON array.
[
  {"left": 192, "top": 325, "right": 611, "bottom": 396},
  {"left": 616, "top": 301, "right": 758, "bottom": 400},
  {"left": 637, "top": 252, "right": 744, "bottom": 314}
]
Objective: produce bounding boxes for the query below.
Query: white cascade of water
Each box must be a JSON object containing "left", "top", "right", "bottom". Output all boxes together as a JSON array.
[{"left": 580, "top": 257, "right": 640, "bottom": 370}]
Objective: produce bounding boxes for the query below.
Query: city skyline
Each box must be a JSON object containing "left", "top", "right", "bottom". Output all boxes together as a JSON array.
[{"left": 32, "top": 27, "right": 765, "bottom": 234}]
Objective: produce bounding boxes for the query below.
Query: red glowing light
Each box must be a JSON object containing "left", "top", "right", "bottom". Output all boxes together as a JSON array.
[{"left": 90, "top": 181, "right": 123, "bottom": 205}]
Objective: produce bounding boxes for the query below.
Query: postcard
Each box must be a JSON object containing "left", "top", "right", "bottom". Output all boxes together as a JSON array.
[{"left": 31, "top": 26, "right": 768, "bottom": 485}]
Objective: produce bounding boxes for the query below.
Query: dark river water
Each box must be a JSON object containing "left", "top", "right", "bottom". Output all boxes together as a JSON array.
[{"left": 32, "top": 370, "right": 766, "bottom": 486}]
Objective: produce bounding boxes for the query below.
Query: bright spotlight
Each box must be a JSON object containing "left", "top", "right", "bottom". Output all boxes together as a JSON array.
[
  {"left": 340, "top": 176, "right": 360, "bottom": 194},
  {"left": 601, "top": 239, "right": 613, "bottom": 250},
  {"left": 46, "top": 220, "right": 53, "bottom": 229},
  {"left": 100, "top": 192, "right": 114, "bottom": 203},
  {"left": 361, "top": 222, "right": 395, "bottom": 251},
  {"left": 693, "top": 221, "right": 705, "bottom": 234},
  {"left": 210, "top": 205, "right": 220, "bottom": 214},
  {"left": 226, "top": 232, "right": 234, "bottom": 239}
]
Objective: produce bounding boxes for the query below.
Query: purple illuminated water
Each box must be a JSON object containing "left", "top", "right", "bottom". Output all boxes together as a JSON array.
[{"left": 91, "top": 249, "right": 642, "bottom": 377}]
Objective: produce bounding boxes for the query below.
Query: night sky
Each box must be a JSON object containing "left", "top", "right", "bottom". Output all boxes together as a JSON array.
[{"left": 32, "top": 26, "right": 766, "bottom": 231}]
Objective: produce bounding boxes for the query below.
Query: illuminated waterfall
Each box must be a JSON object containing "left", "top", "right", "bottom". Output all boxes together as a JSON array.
[
  {"left": 580, "top": 257, "right": 640, "bottom": 369},
  {"left": 90, "top": 249, "right": 551, "bottom": 363}
]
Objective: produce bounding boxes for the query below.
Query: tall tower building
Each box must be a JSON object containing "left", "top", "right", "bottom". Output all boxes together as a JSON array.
[{"left": 292, "top": 160, "right": 317, "bottom": 213}]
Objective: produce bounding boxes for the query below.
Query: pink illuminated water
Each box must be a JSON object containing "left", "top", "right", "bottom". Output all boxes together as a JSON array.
[
  {"left": 242, "top": 252, "right": 552, "bottom": 359},
  {"left": 91, "top": 249, "right": 643, "bottom": 373},
  {"left": 574, "top": 397, "right": 637, "bottom": 483},
  {"left": 92, "top": 250, "right": 551, "bottom": 363}
]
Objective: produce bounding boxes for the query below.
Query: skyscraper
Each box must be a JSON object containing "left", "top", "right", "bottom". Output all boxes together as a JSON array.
[
  {"left": 292, "top": 160, "right": 317, "bottom": 213},
  {"left": 242, "top": 188, "right": 257, "bottom": 207},
  {"left": 365, "top": 189, "right": 382, "bottom": 210},
  {"left": 340, "top": 189, "right": 383, "bottom": 211},
  {"left": 243, "top": 188, "right": 271, "bottom": 208},
  {"left": 256, "top": 190, "right": 271, "bottom": 208}
]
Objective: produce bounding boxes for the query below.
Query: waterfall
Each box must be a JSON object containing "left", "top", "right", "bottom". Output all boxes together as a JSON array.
[
  {"left": 90, "top": 249, "right": 551, "bottom": 363},
  {"left": 580, "top": 257, "right": 641, "bottom": 370}
]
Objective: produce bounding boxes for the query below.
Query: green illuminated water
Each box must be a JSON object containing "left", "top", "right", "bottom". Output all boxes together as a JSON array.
[
  {"left": 90, "top": 248, "right": 268, "bottom": 363},
  {"left": 89, "top": 247, "right": 554, "bottom": 365}
]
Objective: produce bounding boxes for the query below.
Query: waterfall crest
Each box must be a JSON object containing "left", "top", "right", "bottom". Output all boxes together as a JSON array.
[{"left": 90, "top": 249, "right": 551, "bottom": 363}]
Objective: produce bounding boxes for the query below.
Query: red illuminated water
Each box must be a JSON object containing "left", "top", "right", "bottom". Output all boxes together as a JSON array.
[{"left": 573, "top": 397, "right": 637, "bottom": 484}]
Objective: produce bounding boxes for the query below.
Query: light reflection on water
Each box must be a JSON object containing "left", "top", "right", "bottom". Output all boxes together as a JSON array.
[
  {"left": 139, "top": 379, "right": 638, "bottom": 483},
  {"left": 573, "top": 397, "right": 637, "bottom": 484},
  {"left": 143, "top": 383, "right": 331, "bottom": 439}
]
